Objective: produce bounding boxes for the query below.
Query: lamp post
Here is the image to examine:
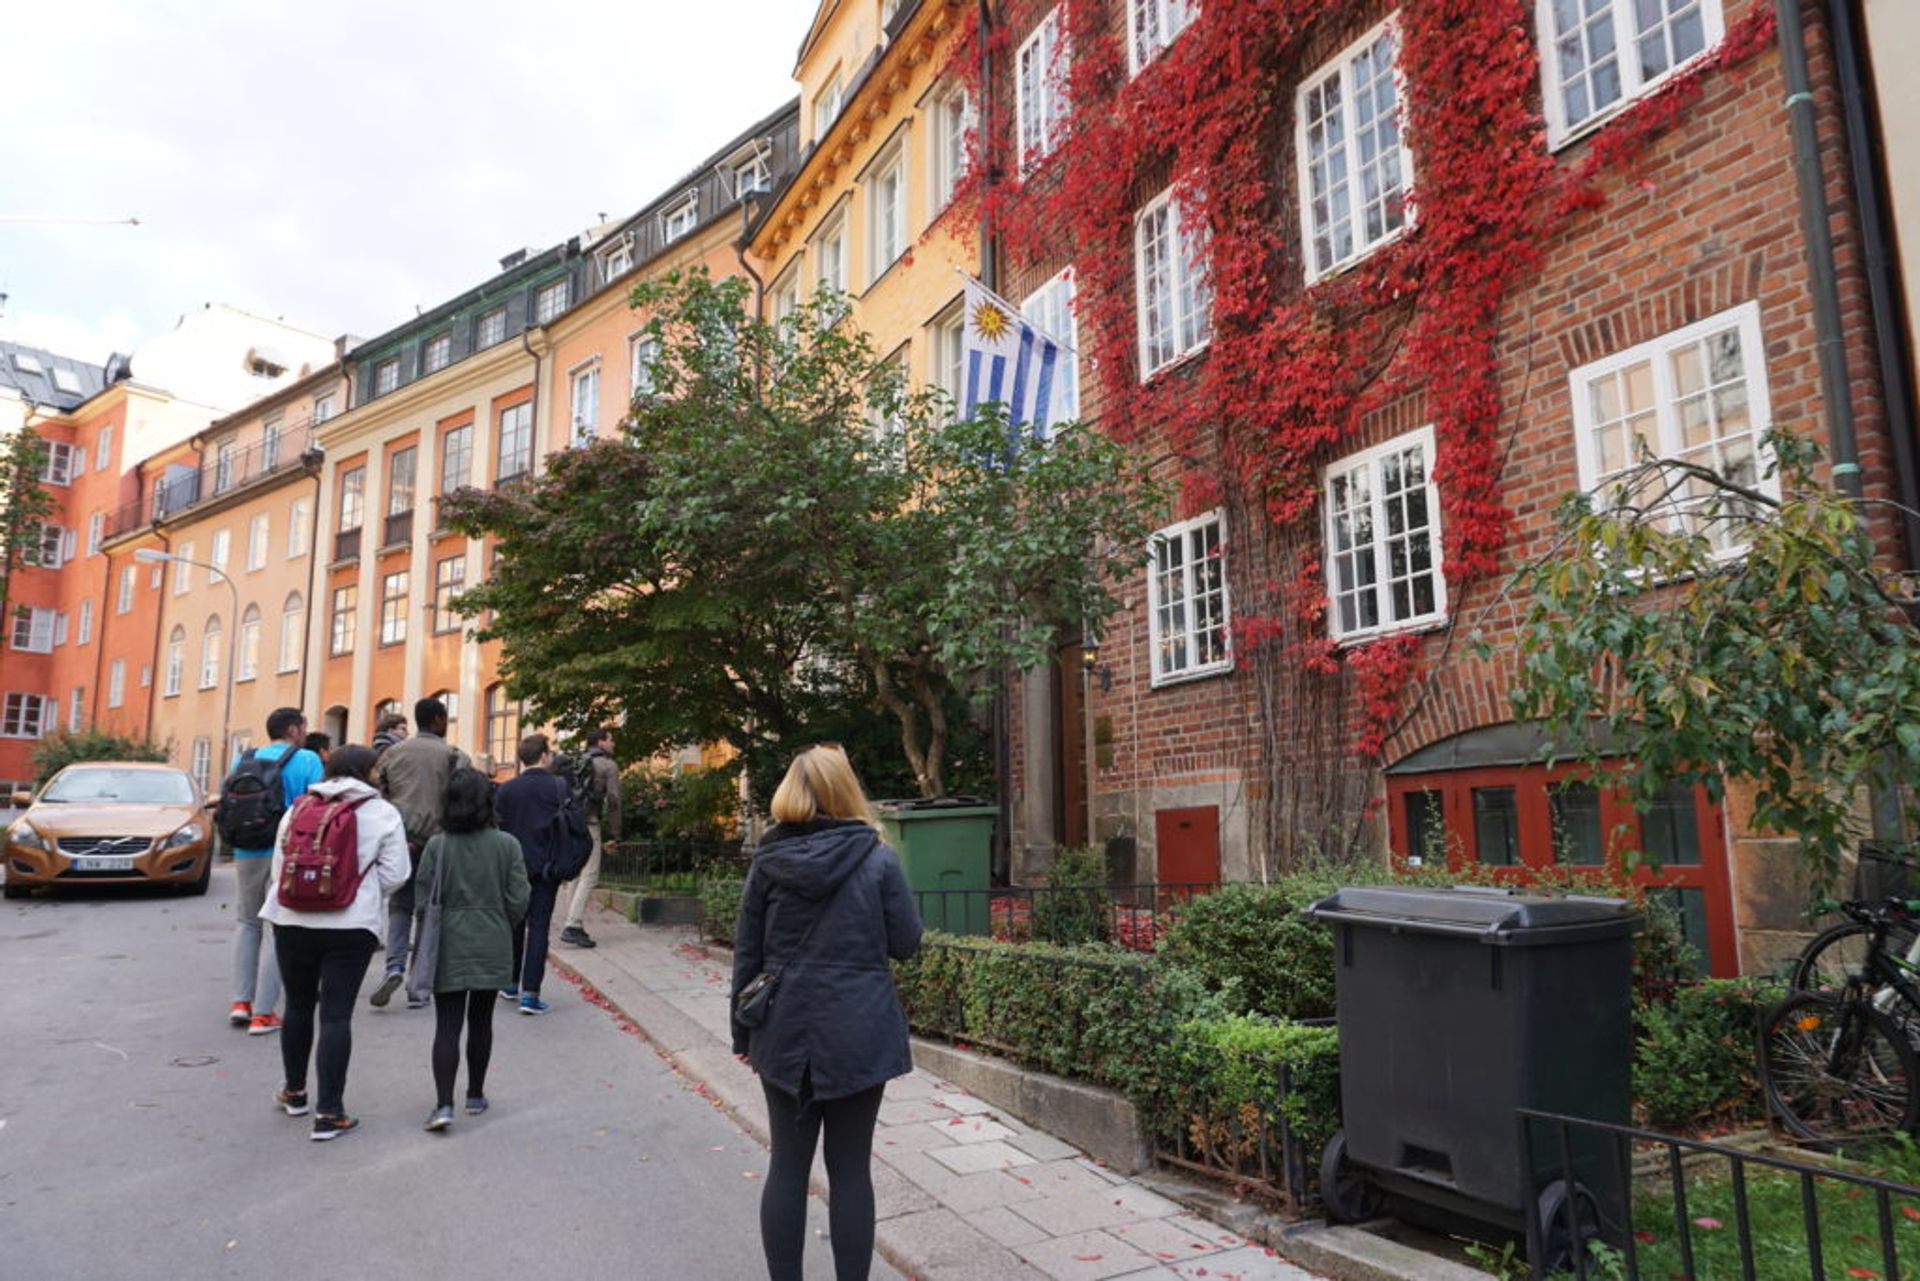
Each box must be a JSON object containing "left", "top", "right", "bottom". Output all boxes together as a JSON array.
[{"left": 135, "top": 547, "right": 240, "bottom": 782}]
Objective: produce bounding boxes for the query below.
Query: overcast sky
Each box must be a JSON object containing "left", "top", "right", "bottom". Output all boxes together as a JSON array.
[{"left": 0, "top": 0, "right": 802, "bottom": 363}]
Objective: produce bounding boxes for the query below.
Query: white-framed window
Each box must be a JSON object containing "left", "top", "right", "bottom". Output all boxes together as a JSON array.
[
  {"left": 1538, "top": 0, "right": 1724, "bottom": 146},
  {"left": 534, "top": 280, "right": 569, "bottom": 324},
  {"left": 214, "top": 442, "right": 235, "bottom": 493},
  {"left": 210, "top": 527, "right": 231, "bottom": 574},
  {"left": 813, "top": 72, "right": 845, "bottom": 140},
  {"left": 868, "top": 140, "right": 908, "bottom": 284},
  {"left": 87, "top": 511, "right": 104, "bottom": 556},
  {"left": 279, "top": 592, "right": 304, "bottom": 673},
  {"left": 96, "top": 426, "right": 113, "bottom": 471},
  {"left": 434, "top": 556, "right": 467, "bottom": 633},
  {"left": 497, "top": 402, "right": 533, "bottom": 482},
  {"left": 164, "top": 626, "right": 185, "bottom": 696},
  {"left": 231, "top": 731, "right": 253, "bottom": 759},
  {"left": 423, "top": 333, "right": 453, "bottom": 375},
  {"left": 190, "top": 737, "right": 212, "bottom": 792},
  {"left": 199, "top": 615, "right": 223, "bottom": 690},
  {"left": 1129, "top": 0, "right": 1195, "bottom": 75},
  {"left": 1021, "top": 268, "right": 1081, "bottom": 430},
  {"left": 1569, "top": 302, "right": 1773, "bottom": 555},
  {"left": 379, "top": 571, "right": 409, "bottom": 646},
  {"left": 68, "top": 686, "right": 84, "bottom": 733},
  {"left": 0, "top": 693, "right": 50, "bottom": 739},
  {"left": 39, "top": 441, "right": 75, "bottom": 485},
  {"left": 77, "top": 599, "right": 93, "bottom": 646},
  {"left": 476, "top": 307, "right": 508, "bottom": 349},
  {"left": 116, "top": 565, "right": 135, "bottom": 614},
  {"left": 1324, "top": 425, "right": 1447, "bottom": 641},
  {"left": 1147, "top": 509, "right": 1232, "bottom": 685},
  {"left": 628, "top": 334, "right": 660, "bottom": 398},
  {"left": 338, "top": 467, "right": 365, "bottom": 532},
  {"left": 387, "top": 446, "right": 417, "bottom": 518},
  {"left": 173, "top": 542, "right": 195, "bottom": 594},
  {"left": 262, "top": 414, "right": 283, "bottom": 470},
  {"left": 374, "top": 358, "right": 400, "bottom": 396},
  {"left": 107, "top": 659, "right": 126, "bottom": 709},
  {"left": 439, "top": 690, "right": 461, "bottom": 724},
  {"left": 600, "top": 236, "right": 635, "bottom": 280},
  {"left": 814, "top": 208, "right": 848, "bottom": 297},
  {"left": 11, "top": 606, "right": 54, "bottom": 653},
  {"left": 928, "top": 84, "right": 973, "bottom": 213},
  {"left": 930, "top": 301, "right": 967, "bottom": 406},
  {"left": 140, "top": 663, "right": 151, "bottom": 688},
  {"left": 53, "top": 611, "right": 68, "bottom": 647},
  {"left": 768, "top": 271, "right": 802, "bottom": 330},
  {"left": 660, "top": 194, "right": 700, "bottom": 244},
  {"left": 570, "top": 364, "right": 601, "bottom": 445},
  {"left": 734, "top": 152, "right": 771, "bottom": 197},
  {"left": 25, "top": 522, "right": 67, "bottom": 569},
  {"left": 1135, "top": 187, "right": 1212, "bottom": 378},
  {"left": 312, "top": 393, "right": 336, "bottom": 424},
  {"left": 238, "top": 605, "right": 262, "bottom": 681},
  {"left": 441, "top": 424, "right": 474, "bottom": 495},
  {"left": 247, "top": 514, "right": 270, "bottom": 571},
  {"left": 1297, "top": 19, "right": 1412, "bottom": 282},
  {"left": 288, "top": 498, "right": 310, "bottom": 558},
  {"left": 1016, "top": 8, "right": 1070, "bottom": 176},
  {"left": 869, "top": 345, "right": 910, "bottom": 442},
  {"left": 330, "top": 585, "right": 356, "bottom": 656}
]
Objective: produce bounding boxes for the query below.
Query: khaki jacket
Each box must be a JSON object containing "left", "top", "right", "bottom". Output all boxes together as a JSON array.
[{"left": 373, "top": 730, "right": 470, "bottom": 846}]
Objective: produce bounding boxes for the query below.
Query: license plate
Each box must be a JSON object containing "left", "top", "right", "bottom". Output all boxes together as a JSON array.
[{"left": 73, "top": 856, "right": 134, "bottom": 871}]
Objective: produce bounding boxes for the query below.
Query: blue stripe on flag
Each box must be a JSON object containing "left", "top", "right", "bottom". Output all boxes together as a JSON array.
[
  {"left": 1032, "top": 341, "right": 1058, "bottom": 438},
  {"left": 1008, "top": 326, "right": 1035, "bottom": 427},
  {"left": 965, "top": 349, "right": 984, "bottom": 417},
  {"left": 987, "top": 353, "right": 1007, "bottom": 405}
]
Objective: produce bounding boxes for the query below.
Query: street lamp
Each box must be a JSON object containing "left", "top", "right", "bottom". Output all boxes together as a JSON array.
[{"left": 135, "top": 547, "right": 240, "bottom": 782}]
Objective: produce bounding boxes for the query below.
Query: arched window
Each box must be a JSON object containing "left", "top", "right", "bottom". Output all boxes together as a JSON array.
[
  {"left": 485, "top": 683, "right": 522, "bottom": 768},
  {"left": 164, "top": 625, "right": 187, "bottom": 697},
  {"left": 237, "top": 605, "right": 262, "bottom": 681},
  {"left": 199, "top": 615, "right": 223, "bottom": 690},
  {"left": 279, "top": 592, "right": 304, "bottom": 673}
]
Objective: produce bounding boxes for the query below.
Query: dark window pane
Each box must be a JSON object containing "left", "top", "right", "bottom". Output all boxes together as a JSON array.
[
  {"left": 1551, "top": 781, "right": 1605, "bottom": 866},
  {"left": 1647, "top": 885, "right": 1709, "bottom": 978},
  {"left": 1642, "top": 783, "right": 1701, "bottom": 866},
  {"left": 1404, "top": 790, "right": 1445, "bottom": 865},
  {"left": 1473, "top": 786, "right": 1519, "bottom": 866}
]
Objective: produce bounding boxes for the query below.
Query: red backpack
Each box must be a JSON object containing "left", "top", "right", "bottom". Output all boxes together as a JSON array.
[{"left": 276, "top": 792, "right": 373, "bottom": 911}]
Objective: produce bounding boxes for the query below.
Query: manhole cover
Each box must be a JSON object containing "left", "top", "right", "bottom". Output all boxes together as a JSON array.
[{"left": 171, "top": 1055, "right": 219, "bottom": 1068}]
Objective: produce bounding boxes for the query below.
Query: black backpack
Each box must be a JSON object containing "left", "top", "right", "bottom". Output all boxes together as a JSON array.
[
  {"left": 214, "top": 749, "right": 289, "bottom": 850},
  {"left": 537, "top": 773, "right": 593, "bottom": 883},
  {"left": 570, "top": 751, "right": 606, "bottom": 818}
]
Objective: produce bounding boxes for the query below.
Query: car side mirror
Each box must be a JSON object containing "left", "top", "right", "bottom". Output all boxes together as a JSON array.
[
  {"left": 9, "top": 789, "right": 31, "bottom": 806},
  {"left": 204, "top": 794, "right": 221, "bottom": 809}
]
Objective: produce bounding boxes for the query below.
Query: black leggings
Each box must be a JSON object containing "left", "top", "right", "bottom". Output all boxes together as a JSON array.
[
  {"left": 274, "top": 924, "right": 378, "bottom": 1116},
  {"left": 760, "top": 1078, "right": 885, "bottom": 1281},
  {"left": 431, "top": 989, "right": 498, "bottom": 1107}
]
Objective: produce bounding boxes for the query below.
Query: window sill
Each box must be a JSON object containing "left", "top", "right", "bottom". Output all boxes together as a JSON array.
[
  {"left": 1148, "top": 659, "right": 1234, "bottom": 691},
  {"left": 376, "top": 542, "right": 410, "bottom": 557},
  {"left": 1333, "top": 616, "right": 1448, "bottom": 649},
  {"left": 1545, "top": 48, "right": 1716, "bottom": 155},
  {"left": 429, "top": 526, "right": 460, "bottom": 542},
  {"left": 326, "top": 557, "right": 358, "bottom": 572},
  {"left": 1139, "top": 339, "right": 1211, "bottom": 386},
  {"left": 1303, "top": 221, "right": 1412, "bottom": 289}
]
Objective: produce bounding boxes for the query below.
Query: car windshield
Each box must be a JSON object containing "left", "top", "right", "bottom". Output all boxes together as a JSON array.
[{"left": 40, "top": 768, "right": 194, "bottom": 806}]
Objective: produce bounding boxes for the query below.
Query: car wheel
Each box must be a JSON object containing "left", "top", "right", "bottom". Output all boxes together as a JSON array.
[{"left": 181, "top": 856, "right": 212, "bottom": 897}]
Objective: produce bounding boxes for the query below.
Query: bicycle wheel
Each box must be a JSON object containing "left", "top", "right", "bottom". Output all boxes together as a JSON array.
[
  {"left": 1792, "top": 921, "right": 1920, "bottom": 992},
  {"left": 1761, "top": 992, "right": 1920, "bottom": 1145}
]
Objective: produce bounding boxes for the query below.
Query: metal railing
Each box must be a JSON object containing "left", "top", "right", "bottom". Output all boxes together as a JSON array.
[
  {"left": 104, "top": 428, "right": 316, "bottom": 539},
  {"left": 1152, "top": 1046, "right": 1325, "bottom": 1213},
  {"left": 910, "top": 881, "right": 1216, "bottom": 947},
  {"left": 382, "top": 510, "right": 413, "bottom": 549},
  {"left": 1519, "top": 1107, "right": 1920, "bottom": 1279},
  {"left": 599, "top": 838, "right": 747, "bottom": 894},
  {"left": 333, "top": 527, "right": 362, "bottom": 563}
]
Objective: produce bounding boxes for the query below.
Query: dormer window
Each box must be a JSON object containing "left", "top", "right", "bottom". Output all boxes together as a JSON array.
[
  {"left": 373, "top": 358, "right": 400, "bottom": 396},
  {"left": 661, "top": 194, "right": 700, "bottom": 244},
  {"left": 51, "top": 367, "right": 81, "bottom": 395},
  {"left": 601, "top": 236, "right": 635, "bottom": 280},
  {"left": 735, "top": 153, "right": 771, "bottom": 197},
  {"left": 534, "top": 280, "right": 570, "bottom": 324},
  {"left": 11, "top": 353, "right": 43, "bottom": 374}
]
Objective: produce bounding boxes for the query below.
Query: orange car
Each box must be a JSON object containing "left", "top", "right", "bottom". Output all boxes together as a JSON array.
[{"left": 4, "top": 762, "right": 214, "bottom": 898}]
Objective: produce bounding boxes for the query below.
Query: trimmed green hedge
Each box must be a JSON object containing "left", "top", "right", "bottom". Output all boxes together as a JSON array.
[
  {"left": 699, "top": 875, "right": 745, "bottom": 946},
  {"left": 1147, "top": 1015, "right": 1342, "bottom": 1161},
  {"left": 1634, "top": 977, "right": 1783, "bottom": 1131},
  {"left": 1156, "top": 876, "right": 1350, "bottom": 1021}
]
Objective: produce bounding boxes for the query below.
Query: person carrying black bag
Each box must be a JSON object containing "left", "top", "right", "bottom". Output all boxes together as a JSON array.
[
  {"left": 730, "top": 743, "right": 922, "bottom": 1281},
  {"left": 494, "top": 734, "right": 589, "bottom": 1016}
]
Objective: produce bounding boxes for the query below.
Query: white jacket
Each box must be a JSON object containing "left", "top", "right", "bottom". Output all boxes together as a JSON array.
[{"left": 260, "top": 777, "right": 411, "bottom": 939}]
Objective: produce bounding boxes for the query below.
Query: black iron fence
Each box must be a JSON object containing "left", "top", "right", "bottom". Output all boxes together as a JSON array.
[
  {"left": 910, "top": 880, "right": 1216, "bottom": 947},
  {"left": 600, "top": 838, "right": 746, "bottom": 894},
  {"left": 1519, "top": 1107, "right": 1920, "bottom": 1279},
  {"left": 1151, "top": 1039, "right": 1329, "bottom": 1214}
]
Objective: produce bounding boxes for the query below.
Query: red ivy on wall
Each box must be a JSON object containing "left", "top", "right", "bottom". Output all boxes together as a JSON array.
[{"left": 956, "top": 0, "right": 1777, "bottom": 760}]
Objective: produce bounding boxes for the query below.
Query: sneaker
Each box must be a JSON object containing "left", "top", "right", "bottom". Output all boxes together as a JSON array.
[
  {"left": 228, "top": 1001, "right": 252, "bottom": 1027},
  {"left": 405, "top": 993, "right": 430, "bottom": 1010},
  {"left": 559, "top": 925, "right": 597, "bottom": 948},
  {"left": 464, "top": 1095, "right": 489, "bottom": 1116},
  {"left": 248, "top": 1013, "right": 284, "bottom": 1036},
  {"left": 274, "top": 1087, "right": 310, "bottom": 1117},
  {"left": 518, "top": 995, "right": 550, "bottom": 1016},
  {"left": 310, "top": 1113, "right": 358, "bottom": 1142},
  {"left": 498, "top": 988, "right": 520, "bottom": 1002},
  {"left": 424, "top": 1105, "right": 454, "bottom": 1132},
  {"left": 369, "top": 970, "right": 404, "bottom": 1008}
]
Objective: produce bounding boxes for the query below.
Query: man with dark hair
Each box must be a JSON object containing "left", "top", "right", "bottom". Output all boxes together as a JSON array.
[
  {"left": 371, "top": 711, "right": 409, "bottom": 758},
  {"left": 495, "top": 733, "right": 575, "bottom": 1015},
  {"left": 225, "top": 707, "right": 324, "bottom": 1035},
  {"left": 303, "top": 731, "right": 332, "bottom": 764},
  {"left": 368, "top": 697, "right": 469, "bottom": 1009},
  {"left": 559, "top": 727, "right": 621, "bottom": 949}
]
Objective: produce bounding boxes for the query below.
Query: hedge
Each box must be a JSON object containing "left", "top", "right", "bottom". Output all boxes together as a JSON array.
[
  {"left": 1633, "top": 976, "right": 1783, "bottom": 1131},
  {"left": 1146, "top": 1015, "right": 1342, "bottom": 1167}
]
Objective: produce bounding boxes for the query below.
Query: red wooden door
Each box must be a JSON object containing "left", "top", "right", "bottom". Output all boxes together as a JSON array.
[{"left": 1156, "top": 805, "right": 1221, "bottom": 886}]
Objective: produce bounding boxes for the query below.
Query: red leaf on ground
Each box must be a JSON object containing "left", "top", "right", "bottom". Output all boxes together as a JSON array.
[
  {"left": 1693, "top": 1217, "right": 1723, "bottom": 1229},
  {"left": 1634, "top": 1230, "right": 1657, "bottom": 1243},
  {"left": 1846, "top": 1269, "right": 1880, "bottom": 1279},
  {"left": 1072, "top": 1255, "right": 1102, "bottom": 1262},
  {"left": 1905, "top": 1205, "right": 1920, "bottom": 1222}
]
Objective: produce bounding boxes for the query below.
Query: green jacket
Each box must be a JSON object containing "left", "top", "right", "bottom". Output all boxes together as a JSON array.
[{"left": 415, "top": 829, "right": 530, "bottom": 993}]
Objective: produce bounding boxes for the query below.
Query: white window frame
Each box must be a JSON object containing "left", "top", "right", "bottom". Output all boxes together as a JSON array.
[
  {"left": 1146, "top": 509, "right": 1233, "bottom": 686},
  {"left": 40, "top": 441, "right": 74, "bottom": 485},
  {"left": 734, "top": 152, "right": 771, "bottom": 197},
  {"left": 190, "top": 737, "right": 212, "bottom": 792},
  {"left": 1537, "top": 0, "right": 1726, "bottom": 149},
  {"left": 374, "top": 359, "right": 400, "bottom": 396},
  {"left": 0, "top": 693, "right": 50, "bottom": 739},
  {"left": 288, "top": 498, "right": 310, "bottom": 558},
  {"left": 312, "top": 393, "right": 336, "bottom": 424},
  {"left": 629, "top": 333, "right": 661, "bottom": 397},
  {"left": 1128, "top": 0, "right": 1195, "bottom": 75},
  {"left": 570, "top": 362, "right": 601, "bottom": 446},
  {"left": 534, "top": 280, "right": 570, "bottom": 325},
  {"left": 26, "top": 522, "right": 67, "bottom": 569},
  {"left": 1021, "top": 268, "right": 1081, "bottom": 432},
  {"left": 116, "top": 565, "right": 135, "bottom": 614},
  {"left": 262, "top": 414, "right": 283, "bottom": 470},
  {"left": 164, "top": 628, "right": 185, "bottom": 696},
  {"left": 929, "top": 300, "right": 967, "bottom": 407},
  {"left": 77, "top": 599, "right": 93, "bottom": 646},
  {"left": 423, "top": 333, "right": 453, "bottom": 375},
  {"left": 68, "top": 686, "right": 84, "bottom": 733},
  {"left": 330, "top": 585, "right": 356, "bottom": 657},
  {"left": 440, "top": 425, "right": 474, "bottom": 496},
  {"left": 199, "top": 616, "right": 223, "bottom": 690},
  {"left": 867, "top": 138, "right": 908, "bottom": 285},
  {"left": 96, "top": 426, "right": 112, "bottom": 471},
  {"left": 1322, "top": 425, "right": 1448, "bottom": 642},
  {"left": 928, "top": 84, "right": 973, "bottom": 215},
  {"left": 210, "top": 527, "right": 231, "bottom": 574},
  {"left": 600, "top": 236, "right": 635, "bottom": 280},
  {"left": 1568, "top": 301, "right": 1775, "bottom": 556},
  {"left": 814, "top": 207, "right": 848, "bottom": 298},
  {"left": 173, "top": 542, "right": 195, "bottom": 594},
  {"left": 379, "top": 571, "right": 409, "bottom": 646},
  {"left": 53, "top": 611, "right": 68, "bottom": 647},
  {"left": 1134, "top": 187, "right": 1212, "bottom": 379},
  {"left": 768, "top": 271, "right": 802, "bottom": 331},
  {"left": 1295, "top": 17, "right": 1414, "bottom": 283},
  {"left": 279, "top": 593, "right": 304, "bottom": 673},
  {"left": 238, "top": 606, "right": 262, "bottom": 681},
  {"left": 11, "top": 606, "right": 55, "bottom": 653},
  {"left": 497, "top": 403, "right": 533, "bottom": 482},
  {"left": 214, "top": 442, "right": 235, "bottom": 493},
  {"left": 87, "top": 511, "right": 104, "bottom": 556},
  {"left": 108, "top": 659, "right": 126, "bottom": 710},
  {"left": 813, "top": 72, "right": 845, "bottom": 141},
  {"left": 247, "top": 514, "right": 270, "bottom": 571},
  {"left": 476, "top": 308, "right": 507, "bottom": 349},
  {"left": 434, "top": 556, "right": 467, "bottom": 634},
  {"left": 1016, "top": 8, "right": 1070, "bottom": 177},
  {"left": 660, "top": 193, "right": 700, "bottom": 244}
]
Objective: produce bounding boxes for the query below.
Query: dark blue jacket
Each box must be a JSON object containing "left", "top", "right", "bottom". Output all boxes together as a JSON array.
[
  {"left": 495, "top": 767, "right": 570, "bottom": 882},
  {"left": 730, "top": 819, "right": 923, "bottom": 1101}
]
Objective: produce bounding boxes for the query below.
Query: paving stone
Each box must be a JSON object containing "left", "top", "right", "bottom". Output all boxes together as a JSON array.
[
  {"left": 872, "top": 1158, "right": 940, "bottom": 1220},
  {"left": 879, "top": 1208, "right": 1051, "bottom": 1281},
  {"left": 929, "top": 1139, "right": 1038, "bottom": 1174},
  {"left": 964, "top": 1205, "right": 1055, "bottom": 1249},
  {"left": 1016, "top": 1228, "right": 1158, "bottom": 1281},
  {"left": 888, "top": 1073, "right": 939, "bottom": 1100},
  {"left": 1007, "top": 1129, "right": 1082, "bottom": 1162},
  {"left": 874, "top": 1119, "right": 956, "bottom": 1154},
  {"left": 1014, "top": 1158, "right": 1122, "bottom": 1197},
  {"left": 1009, "top": 1184, "right": 1185, "bottom": 1236},
  {"left": 1076, "top": 1156, "right": 1135, "bottom": 1185},
  {"left": 1162, "top": 1244, "right": 1320, "bottom": 1278},
  {"left": 930, "top": 1088, "right": 997, "bottom": 1115},
  {"left": 1104, "top": 1214, "right": 1230, "bottom": 1263},
  {"left": 880, "top": 1097, "right": 954, "bottom": 1125},
  {"left": 926, "top": 1116, "right": 1019, "bottom": 1145}
]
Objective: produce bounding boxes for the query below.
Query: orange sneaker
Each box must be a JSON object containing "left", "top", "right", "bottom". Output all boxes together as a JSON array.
[
  {"left": 228, "top": 1002, "right": 252, "bottom": 1027},
  {"left": 247, "top": 1013, "right": 283, "bottom": 1036}
]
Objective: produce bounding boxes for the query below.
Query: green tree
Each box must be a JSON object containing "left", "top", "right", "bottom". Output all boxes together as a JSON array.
[
  {"left": 31, "top": 729, "right": 171, "bottom": 786},
  {"left": 1500, "top": 431, "right": 1920, "bottom": 887},
  {"left": 443, "top": 271, "right": 1166, "bottom": 798},
  {"left": 0, "top": 427, "right": 55, "bottom": 636}
]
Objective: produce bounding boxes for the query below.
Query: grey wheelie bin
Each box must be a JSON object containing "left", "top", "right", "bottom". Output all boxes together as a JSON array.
[{"left": 1305, "top": 885, "right": 1641, "bottom": 1262}]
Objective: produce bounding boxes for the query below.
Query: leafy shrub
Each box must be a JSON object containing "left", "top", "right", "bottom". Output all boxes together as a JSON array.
[
  {"left": 30, "top": 730, "right": 169, "bottom": 786},
  {"left": 1633, "top": 977, "right": 1782, "bottom": 1131},
  {"left": 624, "top": 764, "right": 740, "bottom": 840},
  {"left": 1157, "top": 876, "right": 1352, "bottom": 1020},
  {"left": 1030, "top": 845, "right": 1109, "bottom": 946},
  {"left": 1142, "top": 1014, "right": 1342, "bottom": 1167},
  {"left": 699, "top": 875, "right": 746, "bottom": 946}
]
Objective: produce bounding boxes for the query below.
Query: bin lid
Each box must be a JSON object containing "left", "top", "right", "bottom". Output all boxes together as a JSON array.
[
  {"left": 876, "top": 795, "right": 994, "bottom": 813},
  {"left": 1304, "top": 884, "right": 1642, "bottom": 946}
]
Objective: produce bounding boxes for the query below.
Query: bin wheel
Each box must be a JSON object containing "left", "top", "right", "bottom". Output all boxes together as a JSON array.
[
  {"left": 1319, "top": 1130, "right": 1384, "bottom": 1223},
  {"left": 1535, "top": 1179, "right": 1602, "bottom": 1273}
]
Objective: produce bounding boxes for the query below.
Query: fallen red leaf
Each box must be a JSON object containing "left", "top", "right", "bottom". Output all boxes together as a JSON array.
[
  {"left": 1634, "top": 1230, "right": 1657, "bottom": 1243},
  {"left": 1846, "top": 1269, "right": 1880, "bottom": 1279},
  {"left": 1905, "top": 1205, "right": 1920, "bottom": 1222}
]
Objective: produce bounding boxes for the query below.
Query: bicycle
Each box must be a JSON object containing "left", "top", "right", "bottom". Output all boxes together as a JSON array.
[
  {"left": 1790, "top": 845, "right": 1920, "bottom": 992},
  {"left": 1761, "top": 897, "right": 1920, "bottom": 1145}
]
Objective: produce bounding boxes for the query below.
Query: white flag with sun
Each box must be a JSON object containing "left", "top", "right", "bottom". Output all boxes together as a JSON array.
[{"left": 961, "top": 277, "right": 1070, "bottom": 440}]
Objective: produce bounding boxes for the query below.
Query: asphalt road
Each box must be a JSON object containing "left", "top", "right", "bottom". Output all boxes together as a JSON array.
[{"left": 0, "top": 864, "right": 903, "bottom": 1281}]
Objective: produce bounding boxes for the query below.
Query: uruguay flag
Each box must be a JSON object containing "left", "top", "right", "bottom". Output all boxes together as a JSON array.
[{"left": 961, "top": 277, "right": 1069, "bottom": 441}]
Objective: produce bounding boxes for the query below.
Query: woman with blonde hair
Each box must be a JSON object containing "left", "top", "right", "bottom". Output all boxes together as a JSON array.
[{"left": 731, "top": 743, "right": 922, "bottom": 1281}]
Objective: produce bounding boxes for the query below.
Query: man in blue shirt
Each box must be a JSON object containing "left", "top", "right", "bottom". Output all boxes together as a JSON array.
[{"left": 227, "top": 707, "right": 325, "bottom": 1035}]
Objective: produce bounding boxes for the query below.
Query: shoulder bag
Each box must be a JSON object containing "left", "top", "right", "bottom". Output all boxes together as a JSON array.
[
  {"left": 733, "top": 846, "right": 872, "bottom": 1030},
  {"left": 405, "top": 835, "right": 450, "bottom": 1006}
]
